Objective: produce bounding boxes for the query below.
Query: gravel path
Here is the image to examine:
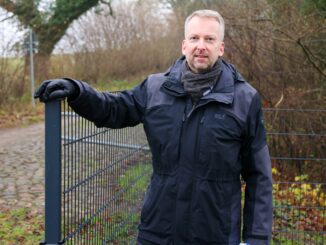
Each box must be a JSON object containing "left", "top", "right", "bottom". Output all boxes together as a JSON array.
[{"left": 0, "top": 123, "right": 45, "bottom": 211}]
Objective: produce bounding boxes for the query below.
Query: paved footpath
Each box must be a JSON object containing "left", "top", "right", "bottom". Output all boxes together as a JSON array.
[{"left": 0, "top": 123, "right": 45, "bottom": 211}]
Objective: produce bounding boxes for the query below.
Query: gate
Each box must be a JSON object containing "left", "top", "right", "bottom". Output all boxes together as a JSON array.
[{"left": 41, "top": 100, "right": 325, "bottom": 244}]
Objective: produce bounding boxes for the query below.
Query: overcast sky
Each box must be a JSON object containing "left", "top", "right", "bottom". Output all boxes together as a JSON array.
[
  {"left": 0, "top": 8, "right": 25, "bottom": 56},
  {"left": 0, "top": 0, "right": 55, "bottom": 56},
  {"left": 0, "top": 0, "right": 170, "bottom": 57}
]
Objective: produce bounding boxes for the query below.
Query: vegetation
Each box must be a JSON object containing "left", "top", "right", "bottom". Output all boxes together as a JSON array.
[
  {"left": 0, "top": 0, "right": 114, "bottom": 78},
  {"left": 0, "top": 207, "right": 44, "bottom": 244},
  {"left": 0, "top": 75, "right": 139, "bottom": 128},
  {"left": 272, "top": 168, "right": 325, "bottom": 244},
  {"left": 60, "top": 162, "right": 152, "bottom": 243},
  {"left": 119, "top": 163, "right": 152, "bottom": 204},
  {"left": 0, "top": 0, "right": 325, "bottom": 111},
  {"left": 0, "top": 163, "right": 151, "bottom": 244},
  {"left": 0, "top": 0, "right": 324, "bottom": 112},
  {"left": 0, "top": 0, "right": 324, "bottom": 243}
]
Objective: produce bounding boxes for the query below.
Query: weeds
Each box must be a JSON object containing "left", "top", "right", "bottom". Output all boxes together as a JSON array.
[{"left": 0, "top": 207, "right": 44, "bottom": 244}]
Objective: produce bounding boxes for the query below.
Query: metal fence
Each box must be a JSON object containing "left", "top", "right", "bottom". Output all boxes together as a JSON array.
[
  {"left": 41, "top": 100, "right": 325, "bottom": 244},
  {"left": 264, "top": 108, "right": 325, "bottom": 244}
]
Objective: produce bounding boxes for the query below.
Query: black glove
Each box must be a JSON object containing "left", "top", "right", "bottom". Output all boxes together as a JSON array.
[{"left": 34, "top": 79, "right": 79, "bottom": 102}]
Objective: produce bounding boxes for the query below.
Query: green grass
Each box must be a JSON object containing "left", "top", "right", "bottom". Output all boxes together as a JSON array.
[
  {"left": 0, "top": 207, "right": 44, "bottom": 244},
  {"left": 58, "top": 162, "right": 152, "bottom": 243},
  {"left": 119, "top": 163, "right": 152, "bottom": 204},
  {"left": 95, "top": 79, "right": 141, "bottom": 92},
  {"left": 0, "top": 79, "right": 140, "bottom": 129}
]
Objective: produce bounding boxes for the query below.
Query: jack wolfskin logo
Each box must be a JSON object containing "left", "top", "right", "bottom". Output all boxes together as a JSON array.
[{"left": 214, "top": 113, "right": 225, "bottom": 119}]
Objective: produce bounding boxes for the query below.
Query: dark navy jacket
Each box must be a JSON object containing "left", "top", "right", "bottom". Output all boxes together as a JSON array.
[{"left": 68, "top": 56, "right": 273, "bottom": 245}]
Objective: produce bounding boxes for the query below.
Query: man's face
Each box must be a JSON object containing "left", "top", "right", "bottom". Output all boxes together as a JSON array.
[{"left": 182, "top": 16, "right": 224, "bottom": 74}]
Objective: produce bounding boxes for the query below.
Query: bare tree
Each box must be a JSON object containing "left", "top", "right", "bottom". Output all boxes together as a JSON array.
[{"left": 0, "top": 0, "right": 113, "bottom": 79}]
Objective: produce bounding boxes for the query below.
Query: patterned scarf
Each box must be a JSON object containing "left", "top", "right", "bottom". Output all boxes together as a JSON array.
[{"left": 181, "top": 58, "right": 222, "bottom": 102}]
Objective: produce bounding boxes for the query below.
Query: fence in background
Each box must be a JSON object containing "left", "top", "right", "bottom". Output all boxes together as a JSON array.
[
  {"left": 41, "top": 100, "right": 325, "bottom": 244},
  {"left": 264, "top": 108, "right": 325, "bottom": 244}
]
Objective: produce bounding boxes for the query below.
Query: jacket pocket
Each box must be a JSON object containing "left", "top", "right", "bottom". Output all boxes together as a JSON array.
[
  {"left": 191, "top": 180, "right": 233, "bottom": 243},
  {"left": 140, "top": 175, "right": 175, "bottom": 235},
  {"left": 198, "top": 112, "right": 243, "bottom": 179},
  {"left": 144, "top": 107, "right": 181, "bottom": 175}
]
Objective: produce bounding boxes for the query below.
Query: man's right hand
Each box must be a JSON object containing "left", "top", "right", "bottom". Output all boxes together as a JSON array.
[{"left": 34, "top": 79, "right": 79, "bottom": 103}]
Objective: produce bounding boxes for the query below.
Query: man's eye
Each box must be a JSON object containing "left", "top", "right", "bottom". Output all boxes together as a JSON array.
[{"left": 190, "top": 36, "right": 198, "bottom": 40}]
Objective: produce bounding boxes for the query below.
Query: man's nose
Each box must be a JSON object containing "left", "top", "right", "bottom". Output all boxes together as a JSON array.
[{"left": 196, "top": 39, "right": 206, "bottom": 50}]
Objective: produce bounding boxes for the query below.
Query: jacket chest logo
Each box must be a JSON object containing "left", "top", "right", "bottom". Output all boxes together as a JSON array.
[{"left": 214, "top": 113, "right": 226, "bottom": 119}]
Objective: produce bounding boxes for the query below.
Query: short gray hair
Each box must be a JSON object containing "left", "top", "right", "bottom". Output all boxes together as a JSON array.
[{"left": 185, "top": 9, "right": 225, "bottom": 41}]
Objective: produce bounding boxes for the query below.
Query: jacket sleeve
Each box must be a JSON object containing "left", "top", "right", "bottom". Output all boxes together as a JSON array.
[
  {"left": 67, "top": 78, "right": 147, "bottom": 128},
  {"left": 241, "top": 93, "right": 273, "bottom": 245}
]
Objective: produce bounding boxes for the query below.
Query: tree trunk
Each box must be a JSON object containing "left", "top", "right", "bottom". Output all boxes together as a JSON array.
[{"left": 34, "top": 52, "right": 51, "bottom": 82}]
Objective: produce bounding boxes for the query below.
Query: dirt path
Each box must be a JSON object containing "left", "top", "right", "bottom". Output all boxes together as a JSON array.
[{"left": 0, "top": 123, "right": 45, "bottom": 211}]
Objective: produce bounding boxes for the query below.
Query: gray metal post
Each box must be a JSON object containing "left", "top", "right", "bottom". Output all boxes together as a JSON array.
[
  {"left": 42, "top": 101, "right": 62, "bottom": 244},
  {"left": 29, "top": 28, "right": 35, "bottom": 107}
]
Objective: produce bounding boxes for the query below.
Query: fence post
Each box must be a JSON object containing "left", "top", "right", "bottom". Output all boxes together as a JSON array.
[{"left": 41, "top": 100, "right": 62, "bottom": 244}]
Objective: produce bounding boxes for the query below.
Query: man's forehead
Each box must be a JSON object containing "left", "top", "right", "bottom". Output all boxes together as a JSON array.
[
  {"left": 185, "top": 16, "right": 220, "bottom": 37},
  {"left": 186, "top": 16, "right": 220, "bottom": 27}
]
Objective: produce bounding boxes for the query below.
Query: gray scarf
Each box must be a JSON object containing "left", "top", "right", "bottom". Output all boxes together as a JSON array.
[{"left": 181, "top": 58, "right": 222, "bottom": 102}]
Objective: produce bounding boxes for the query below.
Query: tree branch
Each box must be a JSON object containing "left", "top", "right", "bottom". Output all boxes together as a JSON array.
[
  {"left": 100, "top": 0, "right": 114, "bottom": 16},
  {"left": 0, "top": 14, "right": 14, "bottom": 22},
  {"left": 0, "top": 0, "right": 15, "bottom": 13},
  {"left": 297, "top": 38, "right": 326, "bottom": 78},
  {"left": 0, "top": 0, "right": 41, "bottom": 28}
]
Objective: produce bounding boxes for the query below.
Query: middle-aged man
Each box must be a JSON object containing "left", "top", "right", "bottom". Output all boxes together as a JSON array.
[{"left": 35, "top": 9, "right": 273, "bottom": 245}]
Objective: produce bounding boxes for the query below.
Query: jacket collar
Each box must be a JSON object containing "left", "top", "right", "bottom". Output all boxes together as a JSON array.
[{"left": 161, "top": 56, "right": 242, "bottom": 105}]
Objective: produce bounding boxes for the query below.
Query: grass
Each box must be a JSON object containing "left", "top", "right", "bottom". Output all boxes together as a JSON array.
[
  {"left": 0, "top": 207, "right": 44, "bottom": 244},
  {"left": 95, "top": 79, "right": 141, "bottom": 92},
  {"left": 0, "top": 163, "right": 151, "bottom": 244},
  {"left": 0, "top": 102, "right": 44, "bottom": 129},
  {"left": 0, "top": 79, "right": 140, "bottom": 129},
  {"left": 119, "top": 163, "right": 152, "bottom": 204},
  {"left": 58, "top": 162, "right": 151, "bottom": 243},
  {"left": 105, "top": 163, "right": 151, "bottom": 243}
]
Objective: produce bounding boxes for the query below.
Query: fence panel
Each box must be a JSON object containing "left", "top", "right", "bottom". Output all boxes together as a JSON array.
[
  {"left": 41, "top": 101, "right": 325, "bottom": 244},
  {"left": 42, "top": 99, "right": 151, "bottom": 244},
  {"left": 264, "top": 108, "right": 325, "bottom": 244}
]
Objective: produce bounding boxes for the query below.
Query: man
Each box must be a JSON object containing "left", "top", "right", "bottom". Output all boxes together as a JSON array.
[{"left": 35, "top": 9, "right": 272, "bottom": 245}]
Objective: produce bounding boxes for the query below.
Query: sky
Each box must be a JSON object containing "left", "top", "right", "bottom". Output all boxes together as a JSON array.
[
  {"left": 0, "top": 8, "right": 25, "bottom": 56},
  {"left": 0, "top": 0, "right": 170, "bottom": 57},
  {"left": 0, "top": 0, "right": 54, "bottom": 56}
]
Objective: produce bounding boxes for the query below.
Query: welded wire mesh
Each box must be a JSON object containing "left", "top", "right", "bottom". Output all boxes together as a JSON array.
[
  {"left": 43, "top": 101, "right": 325, "bottom": 244},
  {"left": 61, "top": 101, "right": 151, "bottom": 244},
  {"left": 264, "top": 108, "right": 325, "bottom": 244}
]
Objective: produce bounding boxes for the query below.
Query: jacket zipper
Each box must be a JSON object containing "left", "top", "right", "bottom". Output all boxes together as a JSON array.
[
  {"left": 186, "top": 102, "right": 197, "bottom": 118},
  {"left": 187, "top": 112, "right": 206, "bottom": 244},
  {"left": 186, "top": 99, "right": 219, "bottom": 120},
  {"left": 173, "top": 102, "right": 187, "bottom": 244}
]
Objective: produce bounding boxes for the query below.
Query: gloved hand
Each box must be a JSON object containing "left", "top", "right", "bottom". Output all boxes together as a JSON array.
[{"left": 34, "top": 79, "right": 79, "bottom": 102}]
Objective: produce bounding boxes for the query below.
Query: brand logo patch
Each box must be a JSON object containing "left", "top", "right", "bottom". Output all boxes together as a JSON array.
[{"left": 214, "top": 113, "right": 225, "bottom": 119}]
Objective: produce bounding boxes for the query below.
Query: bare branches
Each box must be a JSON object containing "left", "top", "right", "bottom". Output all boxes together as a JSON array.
[
  {"left": 297, "top": 38, "right": 326, "bottom": 78},
  {"left": 0, "top": 13, "right": 14, "bottom": 22},
  {"left": 99, "top": 0, "right": 114, "bottom": 16}
]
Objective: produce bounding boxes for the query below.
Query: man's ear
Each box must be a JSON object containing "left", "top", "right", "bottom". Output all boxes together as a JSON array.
[
  {"left": 181, "top": 39, "right": 187, "bottom": 55},
  {"left": 218, "top": 42, "right": 225, "bottom": 56}
]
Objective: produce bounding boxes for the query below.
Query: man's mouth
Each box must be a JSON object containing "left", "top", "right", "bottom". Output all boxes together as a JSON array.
[{"left": 195, "top": 54, "right": 208, "bottom": 59}]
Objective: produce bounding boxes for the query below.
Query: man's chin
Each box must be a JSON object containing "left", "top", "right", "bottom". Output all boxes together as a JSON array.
[{"left": 194, "top": 64, "right": 211, "bottom": 73}]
